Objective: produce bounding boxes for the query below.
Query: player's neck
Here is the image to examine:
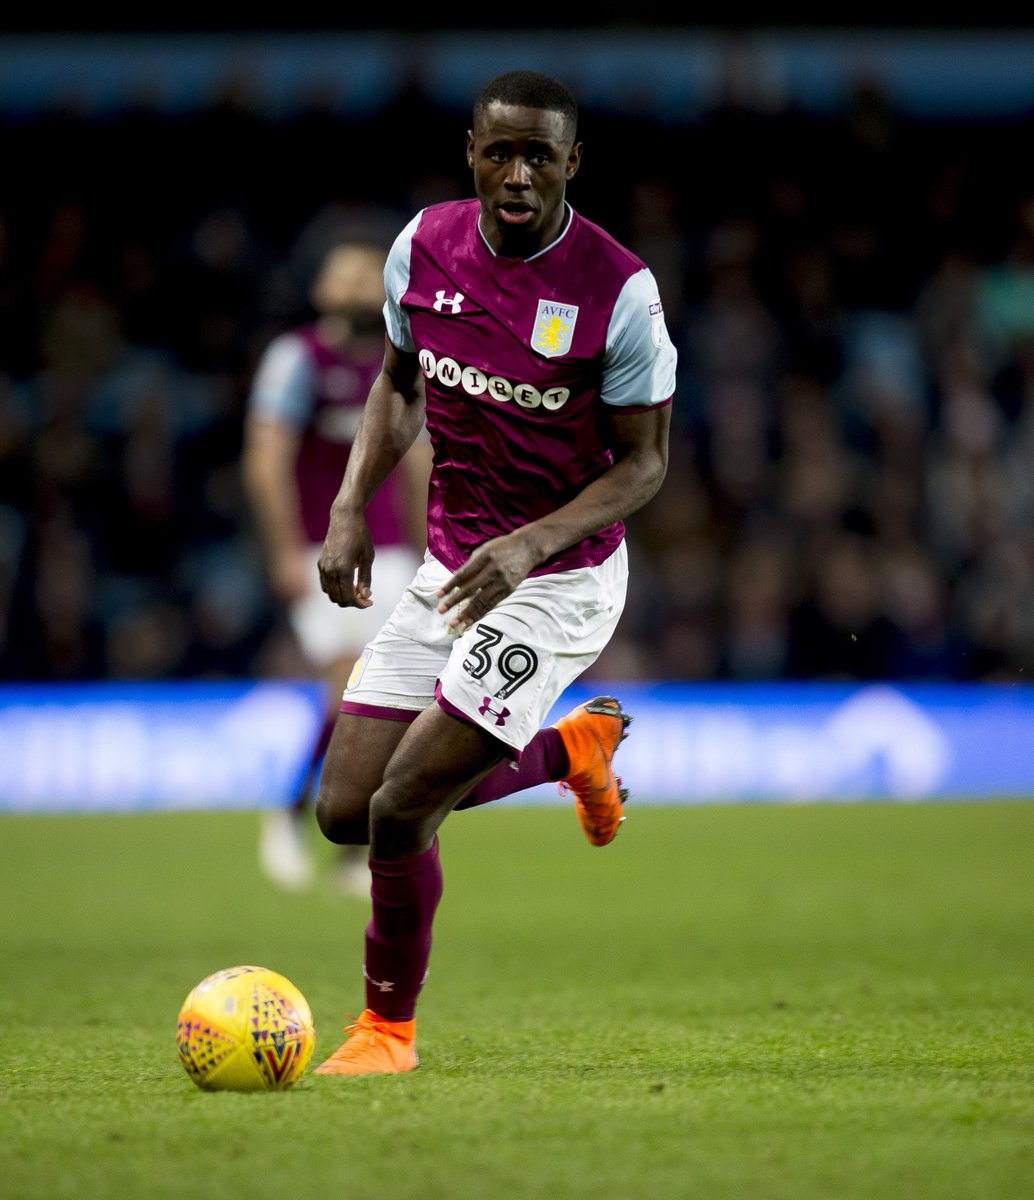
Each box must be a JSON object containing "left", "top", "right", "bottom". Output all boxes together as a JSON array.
[{"left": 479, "top": 203, "right": 572, "bottom": 261}]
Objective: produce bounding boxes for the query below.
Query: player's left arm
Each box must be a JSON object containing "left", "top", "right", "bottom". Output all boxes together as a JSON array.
[
  {"left": 519, "top": 401, "right": 671, "bottom": 558},
  {"left": 436, "top": 403, "right": 670, "bottom": 629}
]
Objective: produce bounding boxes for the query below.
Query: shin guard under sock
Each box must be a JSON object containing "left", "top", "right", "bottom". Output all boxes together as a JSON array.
[{"left": 363, "top": 838, "right": 443, "bottom": 1020}]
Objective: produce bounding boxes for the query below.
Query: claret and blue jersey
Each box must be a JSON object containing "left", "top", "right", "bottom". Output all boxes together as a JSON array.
[
  {"left": 248, "top": 324, "right": 407, "bottom": 547},
  {"left": 383, "top": 198, "right": 677, "bottom": 576}
]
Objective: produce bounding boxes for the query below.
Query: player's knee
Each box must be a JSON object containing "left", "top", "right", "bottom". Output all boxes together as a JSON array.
[
  {"left": 314, "top": 777, "right": 369, "bottom": 846},
  {"left": 367, "top": 768, "right": 448, "bottom": 855}
]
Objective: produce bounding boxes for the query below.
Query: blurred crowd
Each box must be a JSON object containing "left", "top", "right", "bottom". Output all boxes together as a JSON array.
[{"left": 3, "top": 65, "right": 1034, "bottom": 685}]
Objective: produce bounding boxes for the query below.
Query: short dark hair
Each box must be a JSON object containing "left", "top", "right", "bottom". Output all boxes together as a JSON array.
[{"left": 472, "top": 70, "right": 578, "bottom": 141}]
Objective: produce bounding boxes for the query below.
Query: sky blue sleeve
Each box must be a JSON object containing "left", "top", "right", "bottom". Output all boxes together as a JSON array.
[
  {"left": 247, "top": 333, "right": 315, "bottom": 425},
  {"left": 382, "top": 212, "right": 422, "bottom": 353},
  {"left": 601, "top": 268, "right": 678, "bottom": 407}
]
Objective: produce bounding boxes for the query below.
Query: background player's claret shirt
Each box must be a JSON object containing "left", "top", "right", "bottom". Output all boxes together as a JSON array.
[
  {"left": 249, "top": 325, "right": 407, "bottom": 547},
  {"left": 384, "top": 199, "right": 677, "bottom": 575}
]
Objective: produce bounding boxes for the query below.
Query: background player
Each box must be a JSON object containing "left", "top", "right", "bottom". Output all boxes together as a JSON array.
[
  {"left": 242, "top": 235, "right": 429, "bottom": 894},
  {"left": 311, "top": 69, "right": 676, "bottom": 1073}
]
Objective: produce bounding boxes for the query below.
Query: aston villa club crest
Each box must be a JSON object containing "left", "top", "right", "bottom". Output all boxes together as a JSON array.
[
  {"left": 532, "top": 299, "right": 578, "bottom": 358},
  {"left": 346, "top": 647, "right": 372, "bottom": 691}
]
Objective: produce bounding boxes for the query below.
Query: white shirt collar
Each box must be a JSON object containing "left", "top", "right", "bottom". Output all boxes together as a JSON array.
[{"left": 477, "top": 202, "right": 573, "bottom": 261}]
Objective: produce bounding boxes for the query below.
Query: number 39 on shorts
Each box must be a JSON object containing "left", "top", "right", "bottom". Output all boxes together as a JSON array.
[{"left": 461, "top": 624, "right": 539, "bottom": 699}]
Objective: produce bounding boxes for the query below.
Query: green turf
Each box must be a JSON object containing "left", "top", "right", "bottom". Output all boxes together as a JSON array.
[{"left": 1, "top": 800, "right": 1032, "bottom": 1200}]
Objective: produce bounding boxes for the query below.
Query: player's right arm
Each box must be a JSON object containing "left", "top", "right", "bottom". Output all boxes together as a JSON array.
[
  {"left": 318, "top": 336, "right": 425, "bottom": 609},
  {"left": 242, "top": 417, "right": 311, "bottom": 602},
  {"left": 241, "top": 333, "right": 315, "bottom": 603}
]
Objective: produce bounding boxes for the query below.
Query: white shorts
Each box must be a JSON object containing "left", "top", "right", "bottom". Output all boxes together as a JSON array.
[
  {"left": 341, "top": 543, "right": 628, "bottom": 754},
  {"left": 288, "top": 544, "right": 422, "bottom": 668}
]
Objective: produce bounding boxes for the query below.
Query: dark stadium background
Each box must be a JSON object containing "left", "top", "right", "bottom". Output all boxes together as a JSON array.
[
  {"left": 3, "top": 35, "right": 1032, "bottom": 1200},
  {"left": 3, "top": 21, "right": 1034, "bottom": 689}
]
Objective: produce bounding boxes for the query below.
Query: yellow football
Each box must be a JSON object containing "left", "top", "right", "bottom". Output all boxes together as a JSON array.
[{"left": 176, "top": 965, "right": 315, "bottom": 1091}]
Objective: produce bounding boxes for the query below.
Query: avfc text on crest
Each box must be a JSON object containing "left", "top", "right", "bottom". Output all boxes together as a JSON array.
[{"left": 532, "top": 300, "right": 578, "bottom": 358}]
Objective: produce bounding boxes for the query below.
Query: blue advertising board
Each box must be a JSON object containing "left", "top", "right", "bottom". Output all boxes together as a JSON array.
[
  {"left": 544, "top": 681, "right": 1034, "bottom": 805},
  {"left": 1, "top": 680, "right": 1032, "bottom": 813},
  {"left": 0, "top": 681, "right": 327, "bottom": 814}
]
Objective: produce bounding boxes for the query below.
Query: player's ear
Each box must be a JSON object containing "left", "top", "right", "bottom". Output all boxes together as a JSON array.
[
  {"left": 566, "top": 141, "right": 583, "bottom": 181},
  {"left": 466, "top": 130, "right": 475, "bottom": 170}
]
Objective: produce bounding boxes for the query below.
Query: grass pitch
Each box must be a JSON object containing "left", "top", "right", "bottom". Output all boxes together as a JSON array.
[{"left": 1, "top": 800, "right": 1032, "bottom": 1200}]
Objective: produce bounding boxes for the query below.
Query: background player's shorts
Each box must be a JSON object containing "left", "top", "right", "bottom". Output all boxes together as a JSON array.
[
  {"left": 340, "top": 543, "right": 628, "bottom": 754},
  {"left": 289, "top": 544, "right": 422, "bottom": 668}
]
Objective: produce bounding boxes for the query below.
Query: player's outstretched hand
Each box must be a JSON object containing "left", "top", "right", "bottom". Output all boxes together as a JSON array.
[
  {"left": 436, "top": 532, "right": 539, "bottom": 634},
  {"left": 318, "top": 513, "right": 375, "bottom": 609}
]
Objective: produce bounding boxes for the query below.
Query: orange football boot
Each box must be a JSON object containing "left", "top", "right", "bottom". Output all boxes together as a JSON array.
[
  {"left": 553, "top": 695, "right": 632, "bottom": 846},
  {"left": 313, "top": 1009, "right": 418, "bottom": 1076}
]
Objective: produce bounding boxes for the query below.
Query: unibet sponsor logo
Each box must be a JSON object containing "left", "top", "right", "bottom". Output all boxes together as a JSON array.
[{"left": 418, "top": 350, "right": 570, "bottom": 411}]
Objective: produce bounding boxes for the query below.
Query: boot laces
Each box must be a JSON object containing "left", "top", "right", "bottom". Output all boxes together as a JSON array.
[{"left": 335, "top": 1012, "right": 394, "bottom": 1058}]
